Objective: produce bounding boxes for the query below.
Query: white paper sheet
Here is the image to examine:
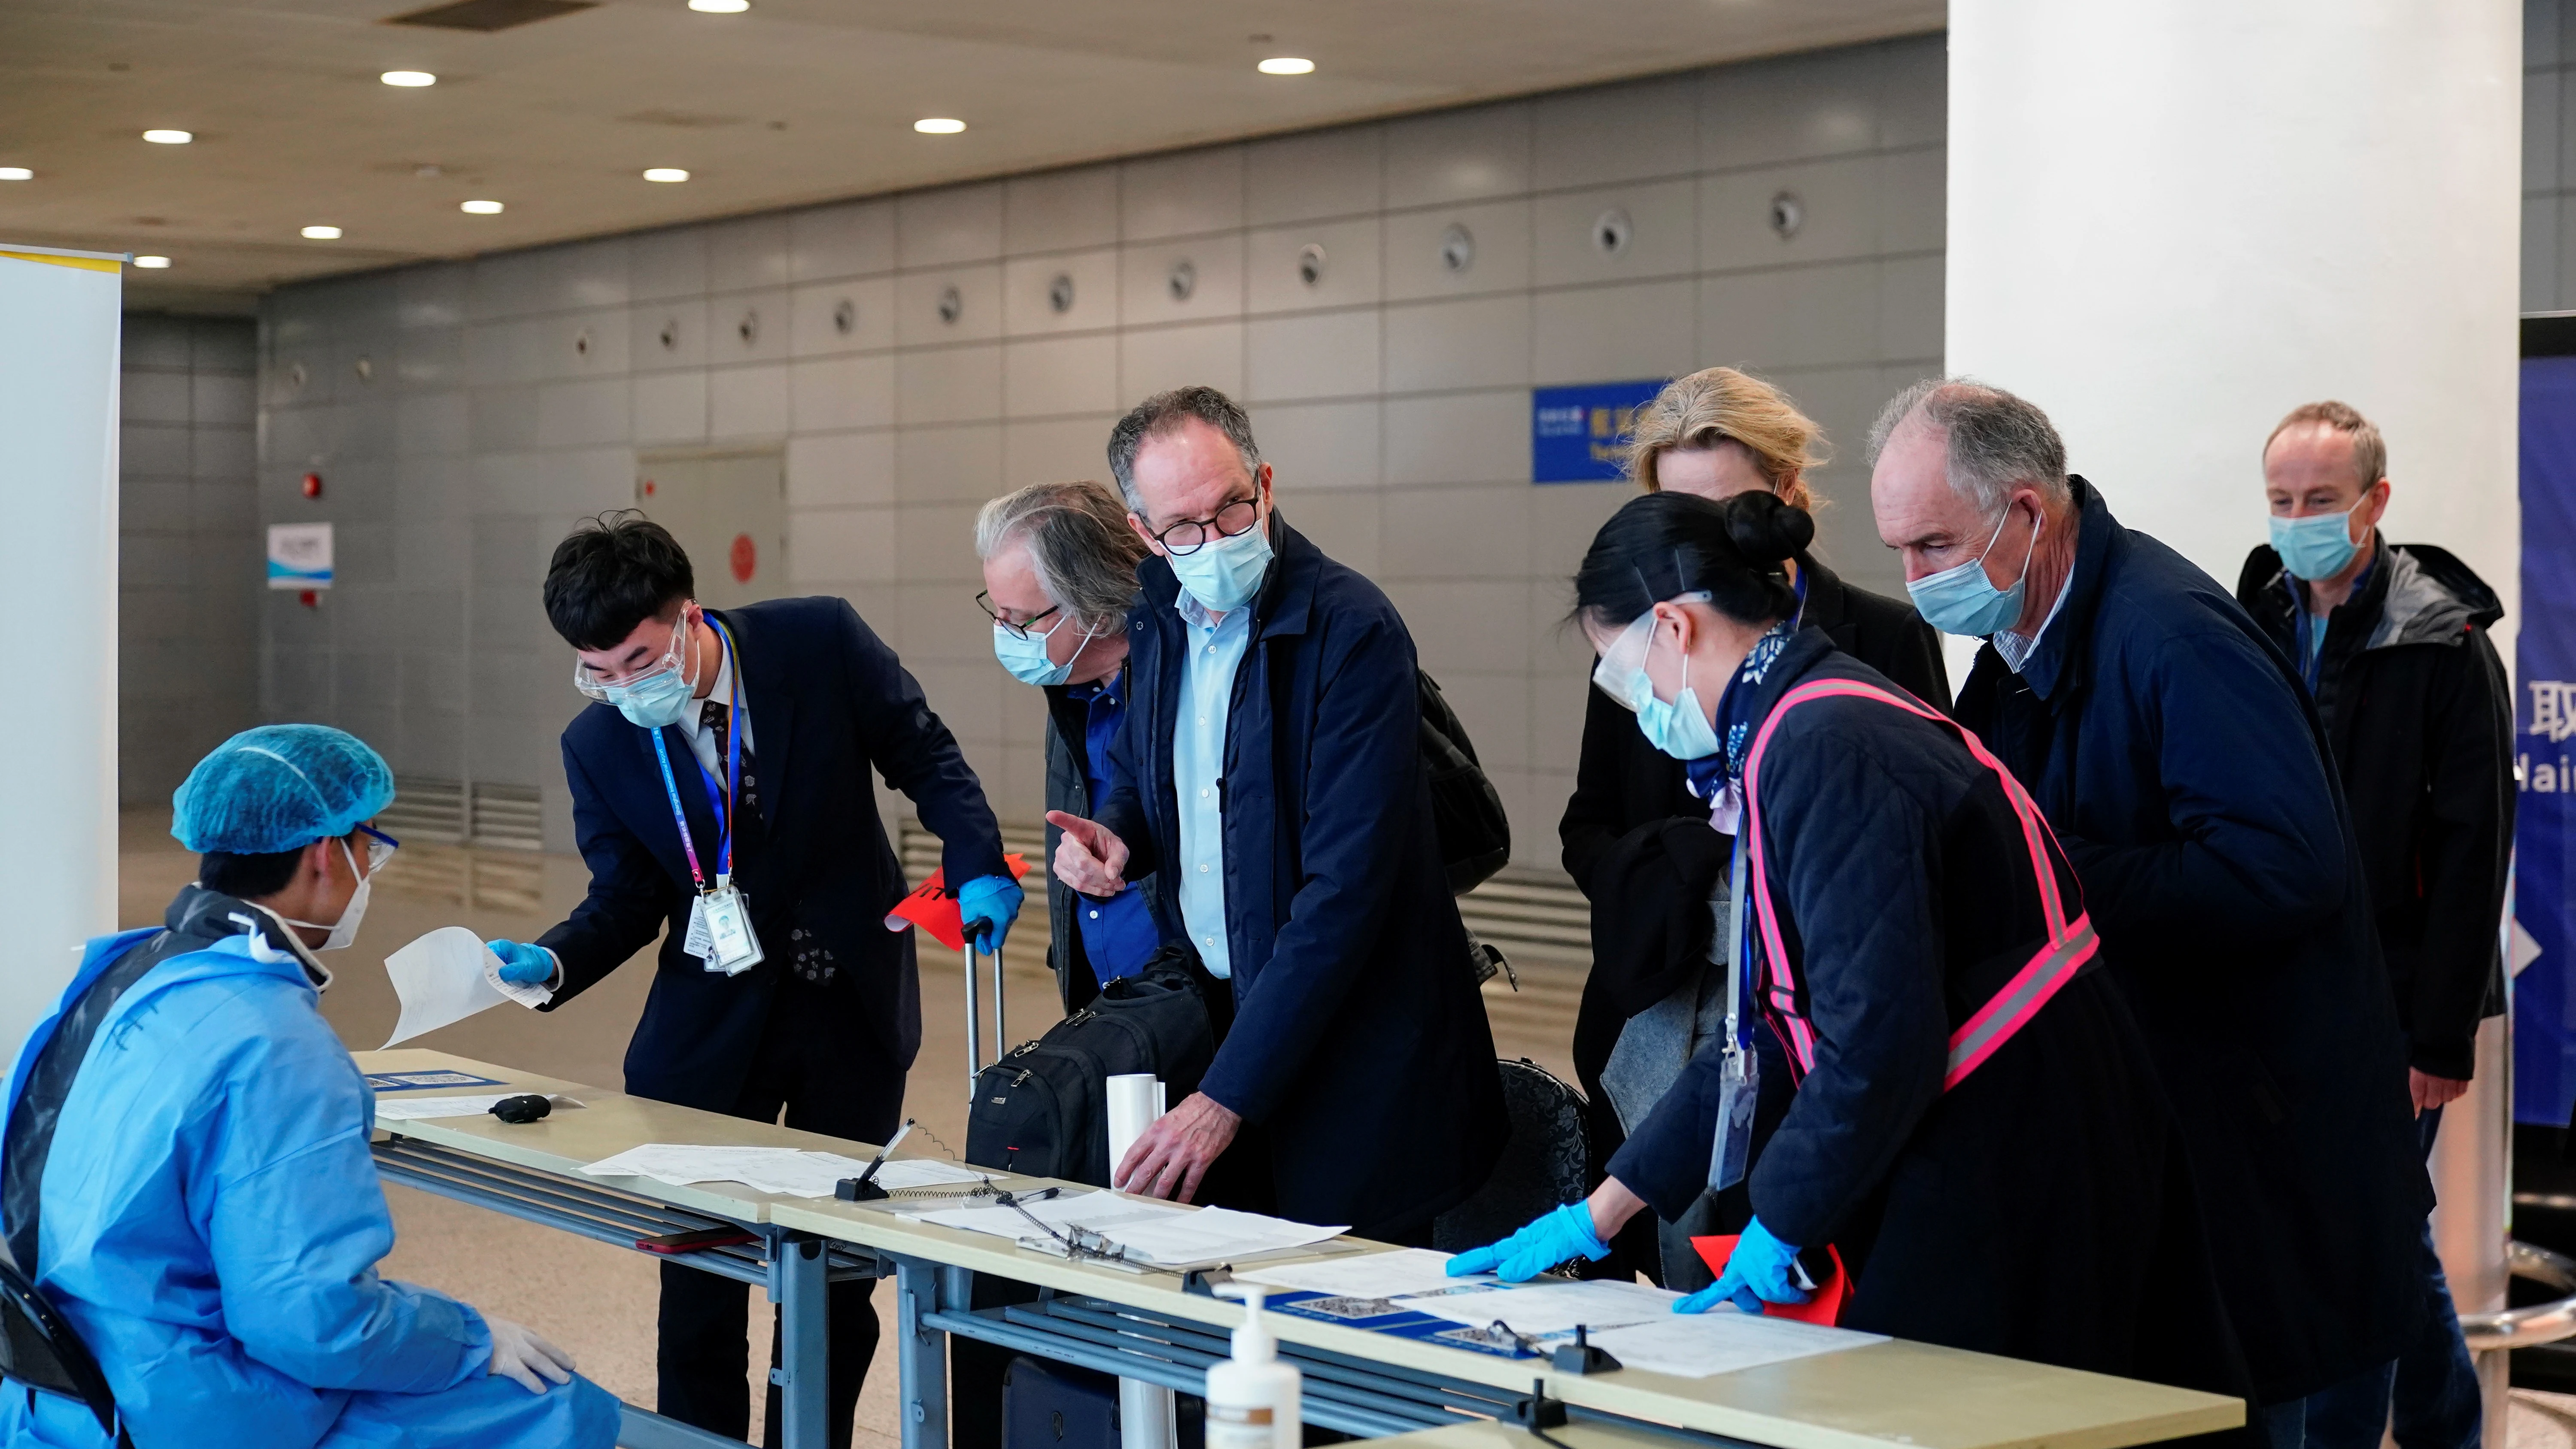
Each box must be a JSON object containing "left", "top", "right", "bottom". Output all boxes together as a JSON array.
[
  {"left": 914, "top": 1191, "right": 1188, "bottom": 1240},
  {"left": 371, "top": 1093, "right": 583, "bottom": 1122},
  {"left": 580, "top": 1144, "right": 990, "bottom": 1199},
  {"left": 913, "top": 1193, "right": 1344, "bottom": 1266},
  {"left": 1394, "top": 1278, "right": 1681, "bottom": 1336},
  {"left": 380, "top": 927, "right": 548, "bottom": 1048},
  {"left": 1581, "top": 1311, "right": 1886, "bottom": 1379},
  {"left": 1237, "top": 1248, "right": 1478, "bottom": 1300}
]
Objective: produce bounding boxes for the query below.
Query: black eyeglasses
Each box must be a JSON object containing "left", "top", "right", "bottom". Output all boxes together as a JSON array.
[
  {"left": 1150, "top": 497, "right": 1261, "bottom": 556},
  {"left": 976, "top": 591, "right": 1062, "bottom": 640}
]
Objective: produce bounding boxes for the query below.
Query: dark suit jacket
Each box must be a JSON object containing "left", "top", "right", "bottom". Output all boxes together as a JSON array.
[
  {"left": 1095, "top": 516, "right": 1509, "bottom": 1239},
  {"left": 537, "top": 596, "right": 1007, "bottom": 1112}
]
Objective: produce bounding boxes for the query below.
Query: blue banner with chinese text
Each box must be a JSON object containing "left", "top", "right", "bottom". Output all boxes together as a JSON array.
[
  {"left": 1532, "top": 380, "right": 1668, "bottom": 483},
  {"left": 2517, "top": 356, "right": 2576, "bottom": 1123}
]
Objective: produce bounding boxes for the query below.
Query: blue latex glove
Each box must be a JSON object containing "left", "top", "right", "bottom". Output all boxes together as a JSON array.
[
  {"left": 488, "top": 939, "right": 558, "bottom": 987},
  {"left": 1444, "top": 1202, "right": 1612, "bottom": 1282},
  {"left": 957, "top": 874, "right": 1027, "bottom": 951},
  {"left": 1676, "top": 1216, "right": 1810, "bottom": 1314}
]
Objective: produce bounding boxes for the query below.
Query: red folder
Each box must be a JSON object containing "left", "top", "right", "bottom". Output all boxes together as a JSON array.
[
  {"left": 884, "top": 853, "right": 1030, "bottom": 951},
  {"left": 1689, "top": 1236, "right": 1853, "bottom": 1326}
]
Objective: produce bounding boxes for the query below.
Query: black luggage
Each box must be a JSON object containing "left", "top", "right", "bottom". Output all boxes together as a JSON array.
[
  {"left": 1430, "top": 1058, "right": 1591, "bottom": 1252},
  {"left": 965, "top": 948, "right": 1214, "bottom": 1183},
  {"left": 1002, "top": 1355, "right": 1120, "bottom": 1449}
]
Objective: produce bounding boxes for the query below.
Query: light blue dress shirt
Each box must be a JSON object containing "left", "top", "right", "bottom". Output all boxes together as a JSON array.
[{"left": 1172, "top": 590, "right": 1255, "bottom": 979}]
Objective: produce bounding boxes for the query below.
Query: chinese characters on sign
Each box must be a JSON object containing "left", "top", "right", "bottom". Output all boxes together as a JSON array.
[
  {"left": 1531, "top": 380, "right": 1668, "bottom": 483},
  {"left": 266, "top": 522, "right": 333, "bottom": 590}
]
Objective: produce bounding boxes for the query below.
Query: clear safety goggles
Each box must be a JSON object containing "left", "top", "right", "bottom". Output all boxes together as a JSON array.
[
  {"left": 355, "top": 822, "right": 400, "bottom": 873},
  {"left": 1589, "top": 592, "right": 1712, "bottom": 713},
  {"left": 571, "top": 610, "right": 695, "bottom": 701}
]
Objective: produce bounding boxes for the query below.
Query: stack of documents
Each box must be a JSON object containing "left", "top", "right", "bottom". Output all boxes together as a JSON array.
[
  {"left": 582, "top": 1144, "right": 989, "bottom": 1199},
  {"left": 1242, "top": 1249, "right": 1889, "bottom": 1378},
  {"left": 911, "top": 1192, "right": 1347, "bottom": 1267}
]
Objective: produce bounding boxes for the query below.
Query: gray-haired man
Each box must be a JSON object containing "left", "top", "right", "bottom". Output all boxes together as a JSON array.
[
  {"left": 1871, "top": 378, "right": 2428, "bottom": 1449},
  {"left": 975, "top": 480, "right": 1160, "bottom": 1009}
]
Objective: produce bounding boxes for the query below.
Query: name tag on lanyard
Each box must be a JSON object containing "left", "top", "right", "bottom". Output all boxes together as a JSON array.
[{"left": 647, "top": 623, "right": 763, "bottom": 975}]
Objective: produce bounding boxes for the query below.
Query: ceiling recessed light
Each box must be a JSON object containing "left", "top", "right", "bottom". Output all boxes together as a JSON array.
[
  {"left": 381, "top": 70, "right": 437, "bottom": 86},
  {"left": 0, "top": 167, "right": 30, "bottom": 181},
  {"left": 302, "top": 225, "right": 343, "bottom": 240},
  {"left": 141, "top": 129, "right": 192, "bottom": 144},
  {"left": 688, "top": 0, "right": 750, "bottom": 11},
  {"left": 641, "top": 167, "right": 690, "bottom": 182},
  {"left": 913, "top": 117, "right": 965, "bottom": 134},
  {"left": 134, "top": 255, "right": 172, "bottom": 269},
  {"left": 460, "top": 198, "right": 504, "bottom": 214},
  {"left": 1257, "top": 57, "right": 1315, "bottom": 75}
]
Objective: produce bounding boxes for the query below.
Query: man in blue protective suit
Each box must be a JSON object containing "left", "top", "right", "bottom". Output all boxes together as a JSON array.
[
  {"left": 0, "top": 724, "right": 617, "bottom": 1449},
  {"left": 486, "top": 512, "right": 1018, "bottom": 1447}
]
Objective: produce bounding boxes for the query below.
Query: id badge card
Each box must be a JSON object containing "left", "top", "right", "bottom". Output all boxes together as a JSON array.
[
  {"left": 696, "top": 883, "right": 764, "bottom": 976},
  {"left": 1707, "top": 1041, "right": 1759, "bottom": 1191}
]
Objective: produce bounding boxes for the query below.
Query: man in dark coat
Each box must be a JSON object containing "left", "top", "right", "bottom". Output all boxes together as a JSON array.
[
  {"left": 1048, "top": 386, "right": 1509, "bottom": 1242},
  {"left": 488, "top": 514, "right": 1015, "bottom": 1447},
  {"left": 1871, "top": 379, "right": 2427, "bottom": 1446},
  {"left": 2238, "top": 401, "right": 2510, "bottom": 1449},
  {"left": 973, "top": 480, "right": 1164, "bottom": 1015}
]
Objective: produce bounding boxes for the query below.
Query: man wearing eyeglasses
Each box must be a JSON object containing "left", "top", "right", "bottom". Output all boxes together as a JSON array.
[
  {"left": 483, "top": 513, "right": 1013, "bottom": 1447},
  {"left": 1047, "top": 386, "right": 1507, "bottom": 1245},
  {"left": 974, "top": 480, "right": 1160, "bottom": 1011}
]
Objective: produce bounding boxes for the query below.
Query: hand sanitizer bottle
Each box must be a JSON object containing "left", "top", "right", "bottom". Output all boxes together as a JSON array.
[{"left": 1206, "top": 1284, "right": 1300, "bottom": 1449}]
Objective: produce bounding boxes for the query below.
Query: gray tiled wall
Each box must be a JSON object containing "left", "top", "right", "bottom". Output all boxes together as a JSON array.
[
  {"left": 122, "top": 313, "right": 258, "bottom": 808},
  {"left": 256, "top": 34, "right": 1947, "bottom": 864}
]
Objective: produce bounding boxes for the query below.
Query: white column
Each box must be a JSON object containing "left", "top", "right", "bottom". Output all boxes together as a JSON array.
[
  {"left": 1946, "top": 0, "right": 2523, "bottom": 657},
  {"left": 1946, "top": 1, "right": 2521, "bottom": 1422},
  {"left": 0, "top": 247, "right": 124, "bottom": 1063}
]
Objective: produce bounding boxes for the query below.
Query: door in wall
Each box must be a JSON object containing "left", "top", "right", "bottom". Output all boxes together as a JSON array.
[{"left": 634, "top": 450, "right": 786, "bottom": 611}]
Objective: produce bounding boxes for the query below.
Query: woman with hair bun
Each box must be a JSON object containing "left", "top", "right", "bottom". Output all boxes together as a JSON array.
[
  {"left": 1558, "top": 368, "right": 1947, "bottom": 1287},
  {"left": 1452, "top": 490, "right": 2241, "bottom": 1386}
]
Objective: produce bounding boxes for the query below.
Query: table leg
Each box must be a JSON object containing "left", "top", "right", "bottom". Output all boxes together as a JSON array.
[
  {"left": 898, "top": 1256, "right": 950, "bottom": 1449},
  {"left": 776, "top": 1235, "right": 829, "bottom": 1449}
]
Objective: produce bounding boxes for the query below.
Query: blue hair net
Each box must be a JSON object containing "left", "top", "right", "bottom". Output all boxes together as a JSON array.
[{"left": 171, "top": 725, "right": 396, "bottom": 854}]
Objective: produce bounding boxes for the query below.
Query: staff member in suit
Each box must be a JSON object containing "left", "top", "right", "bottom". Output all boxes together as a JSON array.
[
  {"left": 486, "top": 513, "right": 1017, "bottom": 1449},
  {"left": 1048, "top": 386, "right": 1509, "bottom": 1242},
  {"left": 974, "top": 480, "right": 1160, "bottom": 1012},
  {"left": 1557, "top": 366, "right": 1948, "bottom": 1285}
]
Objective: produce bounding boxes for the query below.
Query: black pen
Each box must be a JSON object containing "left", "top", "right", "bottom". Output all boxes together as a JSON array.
[{"left": 854, "top": 1118, "right": 916, "bottom": 1189}]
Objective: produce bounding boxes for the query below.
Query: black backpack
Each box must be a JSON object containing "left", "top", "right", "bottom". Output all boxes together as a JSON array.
[
  {"left": 966, "top": 951, "right": 1215, "bottom": 1184},
  {"left": 1418, "top": 669, "right": 1511, "bottom": 895}
]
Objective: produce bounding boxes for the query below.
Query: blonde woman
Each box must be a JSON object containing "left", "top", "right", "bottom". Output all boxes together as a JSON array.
[{"left": 1555, "top": 367, "right": 1946, "bottom": 1287}]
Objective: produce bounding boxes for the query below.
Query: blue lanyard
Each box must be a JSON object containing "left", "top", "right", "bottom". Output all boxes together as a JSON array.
[{"left": 644, "top": 617, "right": 749, "bottom": 889}]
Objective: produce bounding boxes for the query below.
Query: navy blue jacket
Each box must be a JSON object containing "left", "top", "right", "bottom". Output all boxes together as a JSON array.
[
  {"left": 537, "top": 596, "right": 1007, "bottom": 1112},
  {"left": 1956, "top": 479, "right": 2428, "bottom": 1403},
  {"left": 1607, "top": 633, "right": 2240, "bottom": 1390},
  {"left": 1096, "top": 517, "right": 1509, "bottom": 1238}
]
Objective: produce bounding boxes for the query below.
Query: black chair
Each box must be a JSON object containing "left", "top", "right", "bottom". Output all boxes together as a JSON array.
[
  {"left": 1430, "top": 1058, "right": 1592, "bottom": 1253},
  {"left": 0, "top": 1253, "right": 129, "bottom": 1446}
]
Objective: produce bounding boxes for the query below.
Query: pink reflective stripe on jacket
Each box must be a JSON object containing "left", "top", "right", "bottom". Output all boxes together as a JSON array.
[{"left": 1740, "top": 677, "right": 2100, "bottom": 1091}]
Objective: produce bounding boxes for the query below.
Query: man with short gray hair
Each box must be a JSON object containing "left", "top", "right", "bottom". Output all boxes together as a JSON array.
[
  {"left": 1871, "top": 378, "right": 2428, "bottom": 1448},
  {"left": 973, "top": 480, "right": 1160, "bottom": 1009}
]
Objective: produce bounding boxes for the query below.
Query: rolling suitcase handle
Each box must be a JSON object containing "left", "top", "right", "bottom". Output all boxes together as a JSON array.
[{"left": 964, "top": 924, "right": 1007, "bottom": 1097}]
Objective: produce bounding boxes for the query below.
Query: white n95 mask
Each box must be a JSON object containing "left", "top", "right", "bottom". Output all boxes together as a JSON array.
[{"left": 281, "top": 838, "right": 373, "bottom": 952}]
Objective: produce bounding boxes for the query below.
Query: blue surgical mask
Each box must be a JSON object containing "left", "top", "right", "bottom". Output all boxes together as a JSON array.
[
  {"left": 1906, "top": 506, "right": 2040, "bottom": 638},
  {"left": 1592, "top": 601, "right": 1726, "bottom": 762},
  {"left": 992, "top": 617, "right": 1099, "bottom": 687},
  {"left": 607, "top": 668, "right": 696, "bottom": 729},
  {"left": 2269, "top": 497, "right": 2366, "bottom": 582},
  {"left": 1167, "top": 515, "right": 1274, "bottom": 614}
]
